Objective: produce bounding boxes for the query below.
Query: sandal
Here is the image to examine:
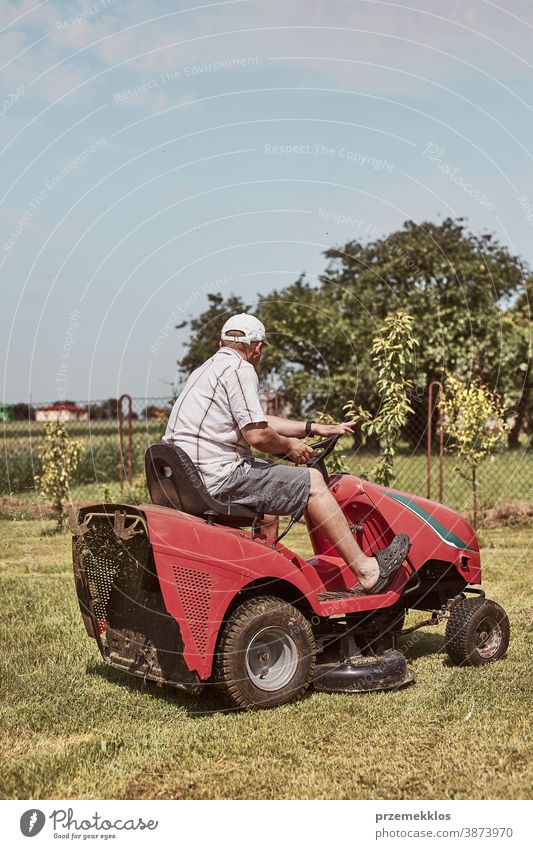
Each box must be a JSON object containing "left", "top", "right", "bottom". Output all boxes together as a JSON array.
[{"left": 363, "top": 533, "right": 411, "bottom": 595}]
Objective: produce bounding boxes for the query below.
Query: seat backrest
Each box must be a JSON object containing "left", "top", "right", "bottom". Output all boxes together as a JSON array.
[
  {"left": 145, "top": 442, "right": 214, "bottom": 515},
  {"left": 144, "top": 443, "right": 259, "bottom": 525}
]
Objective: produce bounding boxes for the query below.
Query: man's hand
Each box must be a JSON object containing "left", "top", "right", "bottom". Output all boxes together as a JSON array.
[
  {"left": 313, "top": 420, "right": 356, "bottom": 437},
  {"left": 287, "top": 438, "right": 315, "bottom": 465}
]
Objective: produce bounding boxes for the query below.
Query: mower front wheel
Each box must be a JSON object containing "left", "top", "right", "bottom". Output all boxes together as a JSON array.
[
  {"left": 215, "top": 596, "right": 316, "bottom": 710},
  {"left": 445, "top": 597, "right": 510, "bottom": 666}
]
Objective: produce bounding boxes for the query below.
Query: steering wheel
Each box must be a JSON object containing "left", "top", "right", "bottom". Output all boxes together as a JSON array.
[{"left": 306, "top": 432, "right": 342, "bottom": 482}]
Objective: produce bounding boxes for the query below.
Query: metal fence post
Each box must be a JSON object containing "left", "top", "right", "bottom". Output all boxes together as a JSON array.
[
  {"left": 118, "top": 394, "right": 133, "bottom": 494},
  {"left": 427, "top": 381, "right": 444, "bottom": 502}
]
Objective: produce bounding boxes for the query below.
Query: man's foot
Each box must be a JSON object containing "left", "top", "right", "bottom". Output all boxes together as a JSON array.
[
  {"left": 363, "top": 533, "right": 410, "bottom": 595},
  {"left": 352, "top": 556, "right": 380, "bottom": 592}
]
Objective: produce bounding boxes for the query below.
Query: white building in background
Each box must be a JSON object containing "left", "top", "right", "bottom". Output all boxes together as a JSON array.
[{"left": 35, "top": 403, "right": 88, "bottom": 422}]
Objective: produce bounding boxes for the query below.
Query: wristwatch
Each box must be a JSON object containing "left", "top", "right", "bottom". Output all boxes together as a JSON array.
[{"left": 305, "top": 420, "right": 315, "bottom": 437}]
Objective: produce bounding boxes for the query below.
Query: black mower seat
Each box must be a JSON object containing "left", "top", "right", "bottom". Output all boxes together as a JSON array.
[{"left": 144, "top": 442, "right": 264, "bottom": 528}]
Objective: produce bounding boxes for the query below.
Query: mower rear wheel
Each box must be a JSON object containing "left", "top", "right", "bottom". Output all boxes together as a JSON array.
[
  {"left": 445, "top": 597, "right": 510, "bottom": 666},
  {"left": 215, "top": 596, "right": 316, "bottom": 709}
]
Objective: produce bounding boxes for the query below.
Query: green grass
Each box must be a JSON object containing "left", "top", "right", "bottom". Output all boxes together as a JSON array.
[{"left": 0, "top": 513, "right": 532, "bottom": 800}]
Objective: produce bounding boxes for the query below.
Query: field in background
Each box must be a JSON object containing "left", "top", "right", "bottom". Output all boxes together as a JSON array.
[
  {"left": 2, "top": 387, "right": 531, "bottom": 519},
  {"left": 1, "top": 418, "right": 164, "bottom": 494},
  {"left": 3, "top": 414, "right": 532, "bottom": 522},
  {"left": 0, "top": 511, "right": 532, "bottom": 800}
]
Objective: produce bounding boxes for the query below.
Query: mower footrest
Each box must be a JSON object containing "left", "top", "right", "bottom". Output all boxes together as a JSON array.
[{"left": 317, "top": 588, "right": 363, "bottom": 601}]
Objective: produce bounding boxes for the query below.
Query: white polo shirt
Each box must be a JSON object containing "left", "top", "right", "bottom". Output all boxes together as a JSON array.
[{"left": 163, "top": 347, "right": 267, "bottom": 493}]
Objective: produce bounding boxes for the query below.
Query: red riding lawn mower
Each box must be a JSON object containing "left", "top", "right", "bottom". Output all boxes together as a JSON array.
[{"left": 70, "top": 435, "right": 510, "bottom": 710}]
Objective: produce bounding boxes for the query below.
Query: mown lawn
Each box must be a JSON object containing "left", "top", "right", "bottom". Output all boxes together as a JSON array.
[{"left": 0, "top": 510, "right": 532, "bottom": 800}]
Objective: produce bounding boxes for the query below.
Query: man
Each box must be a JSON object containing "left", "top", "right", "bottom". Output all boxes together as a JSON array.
[{"left": 163, "top": 313, "right": 409, "bottom": 594}]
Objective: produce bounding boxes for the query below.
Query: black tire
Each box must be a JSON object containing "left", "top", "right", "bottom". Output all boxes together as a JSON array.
[
  {"left": 445, "top": 597, "right": 510, "bottom": 666},
  {"left": 214, "top": 596, "right": 316, "bottom": 710}
]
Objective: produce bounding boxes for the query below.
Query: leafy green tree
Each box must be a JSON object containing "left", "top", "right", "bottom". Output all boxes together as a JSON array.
[
  {"left": 261, "top": 219, "right": 526, "bottom": 439},
  {"left": 503, "top": 275, "right": 532, "bottom": 448},
  {"left": 36, "top": 421, "right": 83, "bottom": 531},
  {"left": 344, "top": 311, "right": 418, "bottom": 485},
  {"left": 329, "top": 219, "right": 525, "bottom": 433},
  {"left": 174, "top": 220, "right": 529, "bottom": 447},
  {"left": 257, "top": 274, "right": 361, "bottom": 417},
  {"left": 442, "top": 375, "right": 509, "bottom": 529}
]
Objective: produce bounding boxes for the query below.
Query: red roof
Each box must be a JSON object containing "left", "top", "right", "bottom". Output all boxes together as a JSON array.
[{"left": 38, "top": 403, "right": 86, "bottom": 412}]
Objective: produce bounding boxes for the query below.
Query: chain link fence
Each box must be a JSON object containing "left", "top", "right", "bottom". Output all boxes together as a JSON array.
[
  {"left": 1, "top": 393, "right": 531, "bottom": 522},
  {"left": 1, "top": 396, "right": 170, "bottom": 503}
]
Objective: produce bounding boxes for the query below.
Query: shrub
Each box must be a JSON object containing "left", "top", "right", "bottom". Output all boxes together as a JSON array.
[
  {"left": 344, "top": 311, "right": 418, "bottom": 486},
  {"left": 442, "top": 375, "right": 509, "bottom": 529},
  {"left": 35, "top": 421, "right": 83, "bottom": 531}
]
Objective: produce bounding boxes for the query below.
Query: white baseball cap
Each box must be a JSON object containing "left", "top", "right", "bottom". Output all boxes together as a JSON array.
[{"left": 221, "top": 313, "right": 269, "bottom": 345}]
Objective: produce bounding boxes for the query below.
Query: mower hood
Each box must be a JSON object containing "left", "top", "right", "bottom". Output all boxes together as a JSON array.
[
  {"left": 361, "top": 480, "right": 480, "bottom": 580},
  {"left": 370, "top": 484, "right": 477, "bottom": 549}
]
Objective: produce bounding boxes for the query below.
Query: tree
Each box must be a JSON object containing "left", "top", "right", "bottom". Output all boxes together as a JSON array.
[
  {"left": 344, "top": 311, "right": 418, "bottom": 485},
  {"left": 140, "top": 405, "right": 170, "bottom": 420},
  {"left": 503, "top": 275, "right": 532, "bottom": 447},
  {"left": 324, "top": 217, "right": 523, "bottom": 373},
  {"left": 257, "top": 274, "right": 360, "bottom": 416},
  {"left": 9, "top": 403, "right": 35, "bottom": 421},
  {"left": 260, "top": 218, "right": 527, "bottom": 440},
  {"left": 36, "top": 421, "right": 83, "bottom": 531},
  {"left": 174, "top": 219, "right": 529, "bottom": 447},
  {"left": 87, "top": 398, "right": 118, "bottom": 420},
  {"left": 442, "top": 375, "right": 509, "bottom": 529}
]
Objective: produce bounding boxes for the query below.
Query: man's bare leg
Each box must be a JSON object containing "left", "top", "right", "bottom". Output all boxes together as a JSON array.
[
  {"left": 305, "top": 468, "right": 379, "bottom": 590},
  {"left": 260, "top": 513, "right": 279, "bottom": 538}
]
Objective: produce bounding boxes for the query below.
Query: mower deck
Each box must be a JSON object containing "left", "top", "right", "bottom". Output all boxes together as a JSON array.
[{"left": 313, "top": 650, "right": 415, "bottom": 694}]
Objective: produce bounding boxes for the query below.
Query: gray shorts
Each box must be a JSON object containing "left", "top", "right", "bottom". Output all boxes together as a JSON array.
[{"left": 213, "top": 458, "right": 311, "bottom": 517}]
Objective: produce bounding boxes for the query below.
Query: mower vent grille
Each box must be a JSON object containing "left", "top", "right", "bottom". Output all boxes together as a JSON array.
[
  {"left": 172, "top": 565, "right": 212, "bottom": 656},
  {"left": 84, "top": 550, "right": 119, "bottom": 632}
]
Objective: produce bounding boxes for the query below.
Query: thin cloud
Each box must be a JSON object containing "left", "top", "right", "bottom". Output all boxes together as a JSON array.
[{"left": 3, "top": 0, "right": 533, "bottom": 112}]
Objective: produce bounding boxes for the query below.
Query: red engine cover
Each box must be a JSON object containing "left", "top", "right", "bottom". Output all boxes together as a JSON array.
[{"left": 143, "top": 505, "right": 323, "bottom": 680}]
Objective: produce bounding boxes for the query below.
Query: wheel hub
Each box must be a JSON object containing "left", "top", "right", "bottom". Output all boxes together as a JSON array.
[
  {"left": 245, "top": 626, "right": 299, "bottom": 692},
  {"left": 475, "top": 618, "right": 503, "bottom": 659}
]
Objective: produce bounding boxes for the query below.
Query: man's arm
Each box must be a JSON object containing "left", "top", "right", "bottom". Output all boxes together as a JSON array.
[
  {"left": 242, "top": 422, "right": 314, "bottom": 464},
  {"left": 265, "top": 415, "right": 356, "bottom": 438},
  {"left": 264, "top": 415, "right": 309, "bottom": 437}
]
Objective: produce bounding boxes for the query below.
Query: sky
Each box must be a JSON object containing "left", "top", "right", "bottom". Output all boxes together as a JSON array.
[{"left": 1, "top": 0, "right": 533, "bottom": 404}]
